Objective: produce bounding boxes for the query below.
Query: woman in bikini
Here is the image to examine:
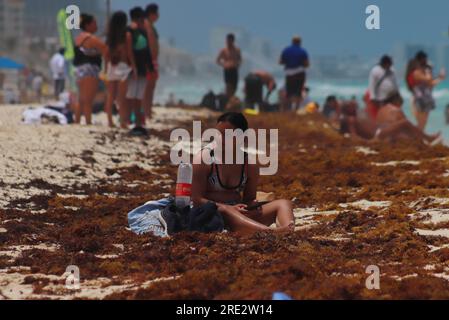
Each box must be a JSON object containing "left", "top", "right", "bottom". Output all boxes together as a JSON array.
[
  {"left": 74, "top": 13, "right": 107, "bottom": 125},
  {"left": 105, "top": 11, "right": 132, "bottom": 128},
  {"left": 191, "top": 112, "right": 295, "bottom": 235}
]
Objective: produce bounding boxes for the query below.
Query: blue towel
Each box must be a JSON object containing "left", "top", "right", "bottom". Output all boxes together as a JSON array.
[{"left": 128, "top": 198, "right": 171, "bottom": 237}]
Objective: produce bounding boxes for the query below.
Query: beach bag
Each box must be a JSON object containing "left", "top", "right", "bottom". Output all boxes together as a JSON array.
[
  {"left": 128, "top": 198, "right": 224, "bottom": 237},
  {"left": 161, "top": 201, "right": 224, "bottom": 235}
]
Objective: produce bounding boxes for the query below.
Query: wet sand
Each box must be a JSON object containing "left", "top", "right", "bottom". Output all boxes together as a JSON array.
[{"left": 1, "top": 106, "right": 449, "bottom": 299}]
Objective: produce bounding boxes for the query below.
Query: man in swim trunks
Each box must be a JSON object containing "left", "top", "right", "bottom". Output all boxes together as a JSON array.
[
  {"left": 217, "top": 33, "right": 242, "bottom": 98},
  {"left": 244, "top": 70, "right": 276, "bottom": 109},
  {"left": 280, "top": 36, "right": 310, "bottom": 111},
  {"left": 144, "top": 3, "right": 160, "bottom": 121}
]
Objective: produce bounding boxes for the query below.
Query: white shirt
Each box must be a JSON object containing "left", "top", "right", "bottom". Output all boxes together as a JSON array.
[
  {"left": 368, "top": 65, "right": 399, "bottom": 102},
  {"left": 49, "top": 53, "right": 66, "bottom": 80}
]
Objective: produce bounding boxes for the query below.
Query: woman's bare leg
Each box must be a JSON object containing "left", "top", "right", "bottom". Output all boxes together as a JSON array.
[
  {"left": 220, "top": 206, "right": 271, "bottom": 235},
  {"left": 416, "top": 110, "right": 429, "bottom": 131},
  {"left": 378, "top": 119, "right": 439, "bottom": 143},
  {"left": 144, "top": 79, "right": 156, "bottom": 121},
  {"left": 118, "top": 81, "right": 129, "bottom": 129},
  {"left": 79, "top": 77, "right": 99, "bottom": 125},
  {"left": 105, "top": 81, "right": 118, "bottom": 128},
  {"left": 253, "top": 200, "right": 295, "bottom": 228}
]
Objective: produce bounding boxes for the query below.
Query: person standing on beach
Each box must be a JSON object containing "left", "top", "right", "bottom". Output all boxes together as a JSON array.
[
  {"left": 280, "top": 36, "right": 310, "bottom": 111},
  {"left": 144, "top": 3, "right": 160, "bottom": 121},
  {"left": 217, "top": 33, "right": 242, "bottom": 98},
  {"left": 49, "top": 48, "right": 66, "bottom": 99},
  {"left": 367, "top": 55, "right": 401, "bottom": 119},
  {"left": 126, "top": 7, "right": 154, "bottom": 134},
  {"left": 406, "top": 51, "right": 446, "bottom": 131},
  {"left": 74, "top": 13, "right": 107, "bottom": 125},
  {"left": 105, "top": 11, "right": 132, "bottom": 128}
]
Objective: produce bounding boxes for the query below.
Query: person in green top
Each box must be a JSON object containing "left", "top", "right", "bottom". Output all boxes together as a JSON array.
[{"left": 143, "top": 3, "right": 160, "bottom": 122}]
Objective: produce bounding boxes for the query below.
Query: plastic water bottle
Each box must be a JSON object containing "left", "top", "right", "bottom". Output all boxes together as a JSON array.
[{"left": 175, "top": 163, "right": 193, "bottom": 209}]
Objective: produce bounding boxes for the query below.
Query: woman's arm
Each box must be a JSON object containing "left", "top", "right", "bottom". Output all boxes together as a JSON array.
[
  {"left": 89, "top": 35, "right": 108, "bottom": 58},
  {"left": 242, "top": 163, "right": 259, "bottom": 206},
  {"left": 191, "top": 161, "right": 211, "bottom": 207},
  {"left": 126, "top": 32, "right": 138, "bottom": 78}
]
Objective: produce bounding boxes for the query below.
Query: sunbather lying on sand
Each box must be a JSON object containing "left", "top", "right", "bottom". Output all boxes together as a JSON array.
[
  {"left": 192, "top": 112, "right": 295, "bottom": 235},
  {"left": 340, "top": 94, "right": 441, "bottom": 144}
]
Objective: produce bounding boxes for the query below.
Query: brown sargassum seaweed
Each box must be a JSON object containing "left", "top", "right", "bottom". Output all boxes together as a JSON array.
[{"left": 2, "top": 112, "right": 449, "bottom": 299}]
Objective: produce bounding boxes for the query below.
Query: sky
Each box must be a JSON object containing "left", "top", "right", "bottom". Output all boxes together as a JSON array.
[{"left": 113, "top": 0, "right": 449, "bottom": 57}]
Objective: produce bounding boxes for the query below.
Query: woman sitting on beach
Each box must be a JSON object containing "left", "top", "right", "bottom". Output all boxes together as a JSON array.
[
  {"left": 105, "top": 11, "right": 132, "bottom": 128},
  {"left": 191, "top": 112, "right": 295, "bottom": 235},
  {"left": 340, "top": 94, "right": 441, "bottom": 144},
  {"left": 74, "top": 13, "right": 107, "bottom": 125}
]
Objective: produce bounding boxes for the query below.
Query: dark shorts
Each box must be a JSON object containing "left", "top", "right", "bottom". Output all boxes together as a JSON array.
[
  {"left": 224, "top": 68, "right": 239, "bottom": 89},
  {"left": 54, "top": 79, "right": 65, "bottom": 97},
  {"left": 244, "top": 74, "right": 263, "bottom": 105},
  {"left": 286, "top": 72, "right": 305, "bottom": 98}
]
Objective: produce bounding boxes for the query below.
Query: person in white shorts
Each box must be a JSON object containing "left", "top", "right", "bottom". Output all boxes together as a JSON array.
[{"left": 105, "top": 11, "right": 132, "bottom": 128}]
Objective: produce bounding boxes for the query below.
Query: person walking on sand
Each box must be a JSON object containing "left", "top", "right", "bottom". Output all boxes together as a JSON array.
[
  {"left": 217, "top": 33, "right": 242, "bottom": 99},
  {"left": 105, "top": 11, "right": 132, "bottom": 128},
  {"left": 406, "top": 51, "right": 446, "bottom": 131},
  {"left": 280, "top": 36, "right": 310, "bottom": 112},
  {"left": 143, "top": 3, "right": 160, "bottom": 121},
  {"left": 126, "top": 7, "right": 154, "bottom": 135},
  {"left": 49, "top": 48, "right": 66, "bottom": 99},
  {"left": 74, "top": 13, "right": 107, "bottom": 125}
]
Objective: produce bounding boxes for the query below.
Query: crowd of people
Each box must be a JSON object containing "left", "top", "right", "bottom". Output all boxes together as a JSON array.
[
  {"left": 210, "top": 28, "right": 446, "bottom": 145},
  {"left": 45, "top": 4, "right": 161, "bottom": 134},
  {"left": 40, "top": 2, "right": 446, "bottom": 147}
]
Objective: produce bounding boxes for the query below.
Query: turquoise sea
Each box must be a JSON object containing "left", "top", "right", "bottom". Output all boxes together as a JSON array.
[{"left": 155, "top": 77, "right": 449, "bottom": 144}]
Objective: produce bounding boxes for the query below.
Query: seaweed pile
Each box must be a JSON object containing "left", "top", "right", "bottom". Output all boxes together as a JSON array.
[{"left": 1, "top": 111, "right": 449, "bottom": 299}]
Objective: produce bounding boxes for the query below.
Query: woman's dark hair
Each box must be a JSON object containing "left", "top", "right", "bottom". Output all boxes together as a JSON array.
[
  {"left": 80, "top": 13, "right": 95, "bottom": 31},
  {"left": 380, "top": 55, "right": 392, "bottom": 66},
  {"left": 146, "top": 3, "right": 159, "bottom": 15},
  {"left": 130, "top": 7, "right": 145, "bottom": 21},
  {"left": 106, "top": 11, "right": 128, "bottom": 52},
  {"left": 415, "top": 51, "right": 428, "bottom": 61},
  {"left": 217, "top": 112, "right": 248, "bottom": 131}
]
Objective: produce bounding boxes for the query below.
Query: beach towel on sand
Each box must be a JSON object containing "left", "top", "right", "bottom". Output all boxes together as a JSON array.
[
  {"left": 22, "top": 107, "right": 68, "bottom": 125},
  {"left": 128, "top": 198, "right": 225, "bottom": 237},
  {"left": 128, "top": 198, "right": 171, "bottom": 237}
]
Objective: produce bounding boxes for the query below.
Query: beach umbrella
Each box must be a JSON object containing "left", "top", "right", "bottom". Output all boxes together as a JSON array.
[{"left": 0, "top": 57, "right": 24, "bottom": 70}]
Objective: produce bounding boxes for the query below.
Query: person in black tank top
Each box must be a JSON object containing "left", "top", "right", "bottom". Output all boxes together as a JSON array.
[{"left": 74, "top": 13, "right": 107, "bottom": 126}]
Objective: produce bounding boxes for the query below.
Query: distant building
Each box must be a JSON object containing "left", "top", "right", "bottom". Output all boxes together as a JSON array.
[
  {"left": 0, "top": 0, "right": 26, "bottom": 57},
  {"left": 24, "top": 0, "right": 106, "bottom": 39}
]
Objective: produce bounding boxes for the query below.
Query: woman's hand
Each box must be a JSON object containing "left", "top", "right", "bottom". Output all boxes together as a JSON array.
[
  {"left": 217, "top": 204, "right": 248, "bottom": 215},
  {"left": 233, "top": 204, "right": 248, "bottom": 214}
]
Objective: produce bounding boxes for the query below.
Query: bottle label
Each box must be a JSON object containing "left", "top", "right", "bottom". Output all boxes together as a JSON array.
[{"left": 176, "top": 183, "right": 192, "bottom": 197}]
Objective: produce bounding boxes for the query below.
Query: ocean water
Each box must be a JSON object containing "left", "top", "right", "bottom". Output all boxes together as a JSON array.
[{"left": 155, "top": 77, "right": 449, "bottom": 143}]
